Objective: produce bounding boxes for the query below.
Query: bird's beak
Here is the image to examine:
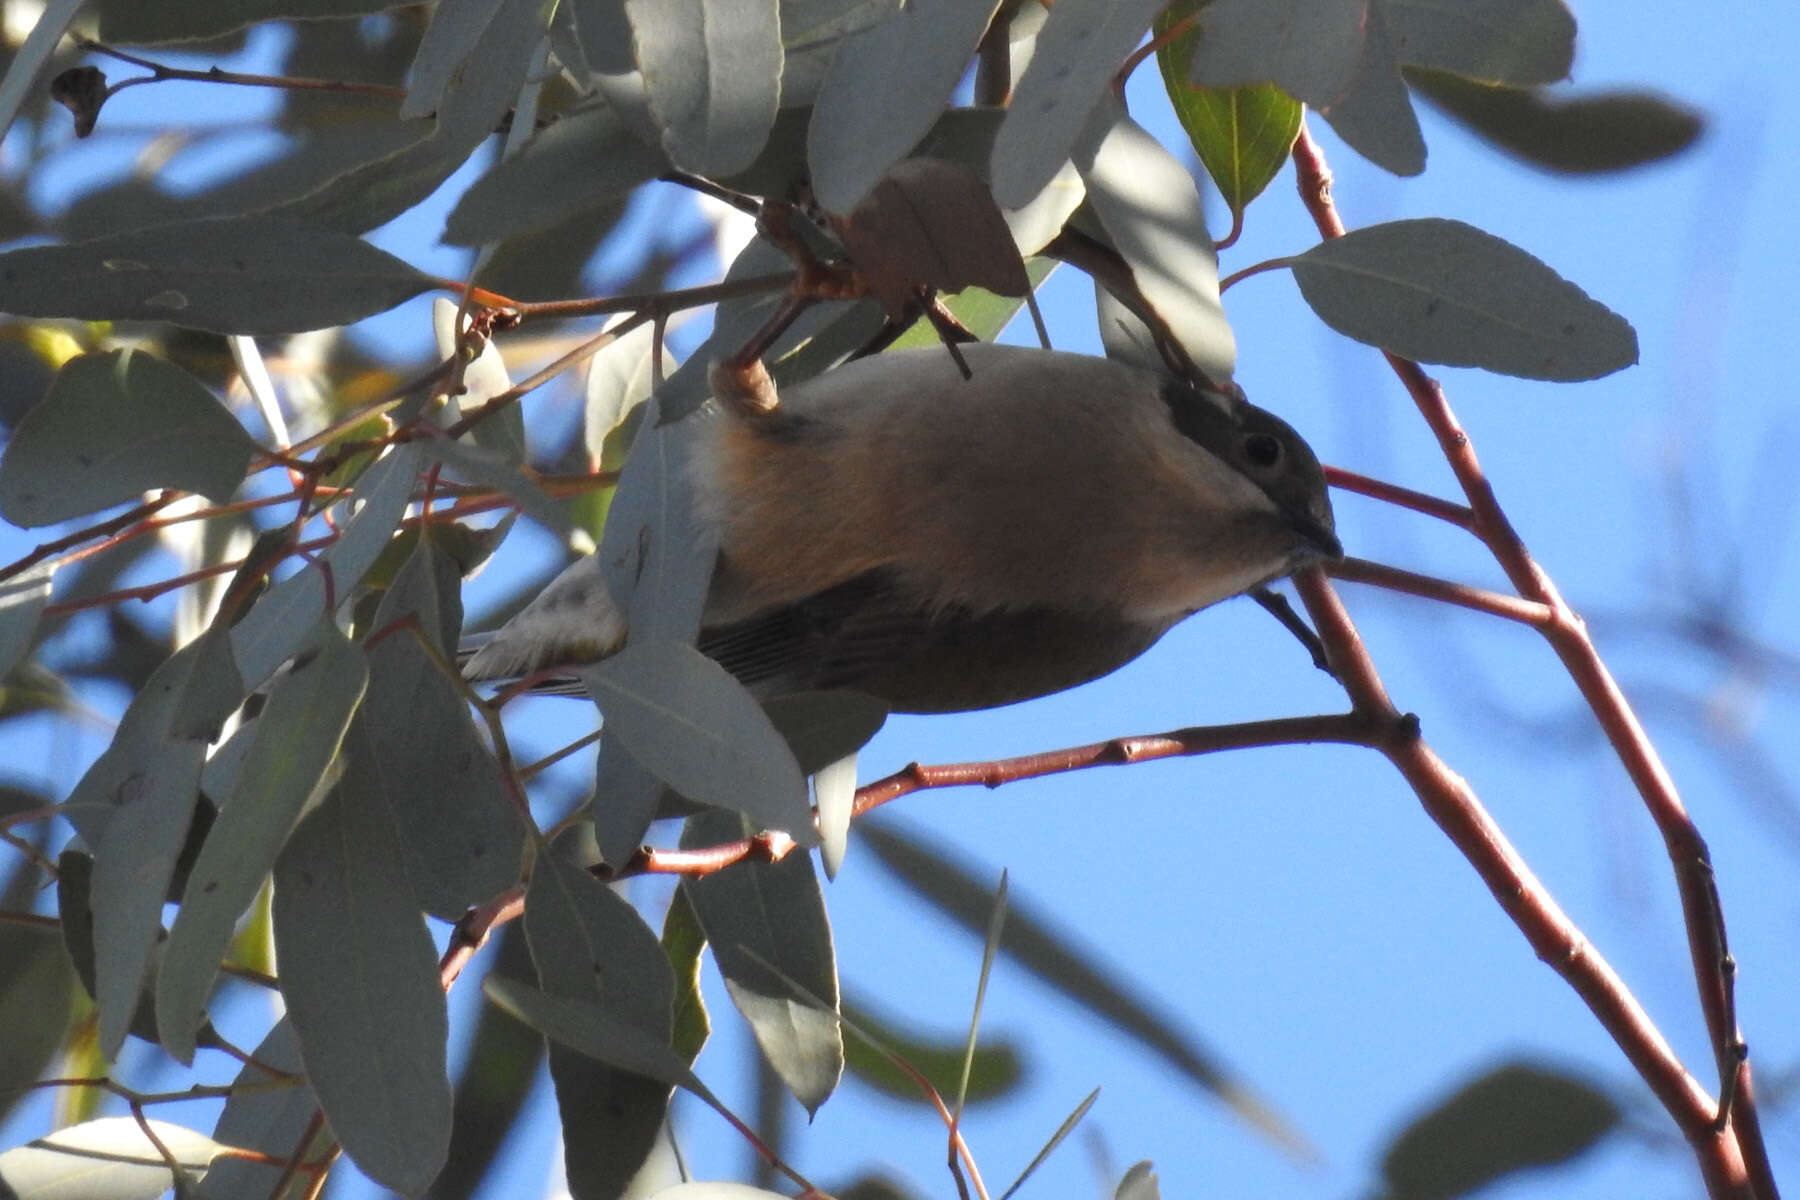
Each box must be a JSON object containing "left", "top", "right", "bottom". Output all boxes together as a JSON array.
[{"left": 1288, "top": 512, "right": 1343, "bottom": 561}]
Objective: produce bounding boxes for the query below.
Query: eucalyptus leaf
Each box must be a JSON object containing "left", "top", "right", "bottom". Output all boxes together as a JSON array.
[
  {"left": 1187, "top": 0, "right": 1366, "bottom": 106},
  {"left": 157, "top": 624, "right": 369, "bottom": 1063},
  {"left": 807, "top": 0, "right": 1004, "bottom": 213},
  {"left": 1289, "top": 218, "right": 1638, "bottom": 380},
  {"left": 0, "top": 350, "right": 257, "bottom": 528},
  {"left": 0, "top": 1117, "right": 222, "bottom": 1199},
  {"left": 525, "top": 853, "right": 675, "bottom": 1198},
  {"left": 1386, "top": 0, "right": 1575, "bottom": 85},
  {"left": 988, "top": 0, "right": 1168, "bottom": 209},
  {"left": 443, "top": 101, "right": 669, "bottom": 246},
  {"left": 273, "top": 783, "right": 452, "bottom": 1197},
  {"left": 1379, "top": 1062, "right": 1618, "bottom": 1200},
  {"left": 1156, "top": 2, "right": 1300, "bottom": 227},
  {"left": 95, "top": 0, "right": 406, "bottom": 43},
  {"left": 196, "top": 1020, "right": 319, "bottom": 1200},
  {"left": 0, "top": 0, "right": 83, "bottom": 142},
  {"left": 627, "top": 0, "right": 783, "bottom": 175},
  {"left": 1406, "top": 70, "right": 1703, "bottom": 174},
  {"left": 1114, "top": 1161, "right": 1162, "bottom": 1200},
  {"left": 1313, "top": 0, "right": 1426, "bottom": 176},
  {"left": 0, "top": 561, "right": 54, "bottom": 676},
  {"left": 1074, "top": 99, "right": 1235, "bottom": 380},
  {"left": 584, "top": 641, "right": 814, "bottom": 842},
  {"left": 0, "top": 217, "right": 435, "bottom": 334},
  {"left": 681, "top": 808, "right": 842, "bottom": 1114}
]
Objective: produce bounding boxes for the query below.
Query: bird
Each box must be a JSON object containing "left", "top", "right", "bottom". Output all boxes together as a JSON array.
[{"left": 464, "top": 342, "right": 1340, "bottom": 713}]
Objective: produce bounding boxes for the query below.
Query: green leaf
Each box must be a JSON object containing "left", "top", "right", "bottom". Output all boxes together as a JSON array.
[
  {"left": 585, "top": 642, "right": 814, "bottom": 843},
  {"left": 662, "top": 887, "right": 712, "bottom": 1067},
  {"left": 0, "top": 1117, "right": 223, "bottom": 1199},
  {"left": 681, "top": 809, "right": 843, "bottom": 1114},
  {"left": 1379, "top": 1061, "right": 1619, "bottom": 1199},
  {"left": 0, "top": 217, "right": 435, "bottom": 334},
  {"left": 436, "top": 928, "right": 543, "bottom": 1200},
  {"left": 1289, "top": 217, "right": 1639, "bottom": 380},
  {"left": 627, "top": 0, "right": 783, "bottom": 175},
  {"left": 839, "top": 994, "right": 1024, "bottom": 1105},
  {"left": 889, "top": 259, "right": 1059, "bottom": 350},
  {"left": 1406, "top": 69, "right": 1704, "bottom": 174},
  {"left": 988, "top": 0, "right": 1168, "bottom": 209},
  {"left": 1156, "top": 3, "right": 1300, "bottom": 228},
  {"left": 0, "top": 350, "right": 257, "bottom": 527},
  {"left": 272, "top": 782, "right": 452, "bottom": 1197},
  {"left": 156, "top": 625, "right": 369, "bottom": 1062}
]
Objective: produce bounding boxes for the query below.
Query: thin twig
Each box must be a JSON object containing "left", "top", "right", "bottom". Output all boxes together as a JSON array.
[{"left": 1289, "top": 119, "right": 1770, "bottom": 1199}]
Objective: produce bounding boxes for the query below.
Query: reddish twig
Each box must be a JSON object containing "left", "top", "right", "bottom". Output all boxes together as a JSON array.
[
  {"left": 1323, "top": 465, "right": 1478, "bottom": 530},
  {"left": 1290, "top": 119, "right": 1772, "bottom": 1199},
  {"left": 1326, "top": 556, "right": 1556, "bottom": 627}
]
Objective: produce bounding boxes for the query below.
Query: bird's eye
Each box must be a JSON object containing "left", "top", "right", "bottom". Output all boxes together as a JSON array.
[{"left": 1243, "top": 432, "right": 1283, "bottom": 469}]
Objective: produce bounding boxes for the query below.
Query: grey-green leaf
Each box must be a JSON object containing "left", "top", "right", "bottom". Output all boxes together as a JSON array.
[
  {"left": 0, "top": 351, "right": 257, "bottom": 527},
  {"left": 0, "top": 561, "right": 54, "bottom": 676},
  {"left": 420, "top": 436, "right": 579, "bottom": 550},
  {"left": 807, "top": 0, "right": 1003, "bottom": 214},
  {"left": 0, "top": 217, "right": 435, "bottom": 334},
  {"left": 96, "top": 1, "right": 407, "bottom": 43},
  {"left": 584, "top": 641, "right": 814, "bottom": 842},
  {"left": 484, "top": 978, "right": 719, "bottom": 1105},
  {"left": 681, "top": 809, "right": 843, "bottom": 1114},
  {"left": 1114, "top": 1161, "right": 1162, "bottom": 1200},
  {"left": 1379, "top": 1061, "right": 1618, "bottom": 1200},
  {"left": 627, "top": 0, "right": 783, "bottom": 175},
  {"left": 0, "top": 0, "right": 83, "bottom": 142},
  {"left": 1074, "top": 100, "right": 1235, "bottom": 381},
  {"left": 988, "top": 0, "right": 1167, "bottom": 209},
  {"left": 1289, "top": 217, "right": 1638, "bottom": 380},
  {"left": 1406, "top": 70, "right": 1703, "bottom": 175},
  {"left": 0, "top": 1117, "right": 223, "bottom": 1199},
  {"left": 1187, "top": 0, "right": 1366, "bottom": 106},
  {"left": 229, "top": 445, "right": 422, "bottom": 689},
  {"left": 525, "top": 853, "right": 675, "bottom": 1199},
  {"left": 358, "top": 538, "right": 522, "bottom": 918},
  {"left": 273, "top": 783, "right": 452, "bottom": 1197},
  {"left": 1312, "top": 0, "right": 1427, "bottom": 177},
  {"left": 82, "top": 641, "right": 221, "bottom": 1058},
  {"left": 1386, "top": 0, "right": 1575, "bottom": 85},
  {"left": 157, "top": 624, "right": 369, "bottom": 1063},
  {"left": 196, "top": 1020, "right": 318, "bottom": 1200},
  {"left": 444, "top": 101, "right": 670, "bottom": 246}
]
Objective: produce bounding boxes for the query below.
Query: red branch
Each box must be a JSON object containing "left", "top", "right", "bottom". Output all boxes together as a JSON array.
[{"left": 1289, "top": 120, "right": 1771, "bottom": 1199}]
